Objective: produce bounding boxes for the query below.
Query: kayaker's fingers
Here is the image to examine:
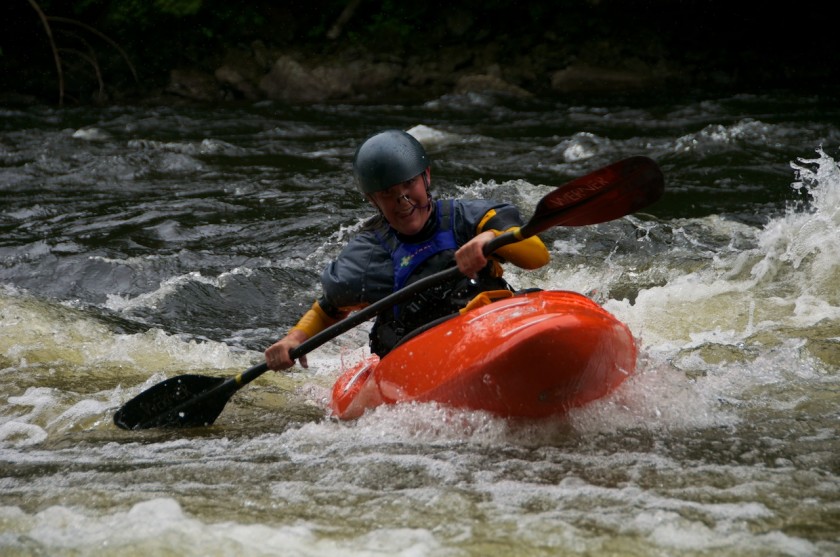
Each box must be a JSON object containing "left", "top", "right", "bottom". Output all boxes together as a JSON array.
[
  {"left": 456, "top": 232, "right": 492, "bottom": 278},
  {"left": 266, "top": 329, "right": 311, "bottom": 371},
  {"left": 456, "top": 249, "right": 480, "bottom": 278},
  {"left": 298, "top": 353, "right": 309, "bottom": 369},
  {"left": 265, "top": 341, "right": 296, "bottom": 371},
  {"left": 458, "top": 265, "right": 481, "bottom": 279}
]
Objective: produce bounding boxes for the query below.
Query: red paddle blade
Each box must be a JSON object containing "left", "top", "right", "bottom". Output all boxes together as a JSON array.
[{"left": 524, "top": 156, "right": 664, "bottom": 234}]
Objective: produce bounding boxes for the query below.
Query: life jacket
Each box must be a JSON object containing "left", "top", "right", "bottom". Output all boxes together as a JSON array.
[
  {"left": 369, "top": 200, "right": 511, "bottom": 356},
  {"left": 374, "top": 200, "right": 458, "bottom": 310}
]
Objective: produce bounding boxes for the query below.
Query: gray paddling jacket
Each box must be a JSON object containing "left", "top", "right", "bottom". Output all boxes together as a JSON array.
[{"left": 318, "top": 198, "right": 524, "bottom": 356}]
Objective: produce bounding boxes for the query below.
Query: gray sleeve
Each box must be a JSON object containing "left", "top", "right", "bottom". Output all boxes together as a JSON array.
[{"left": 319, "top": 233, "right": 394, "bottom": 311}]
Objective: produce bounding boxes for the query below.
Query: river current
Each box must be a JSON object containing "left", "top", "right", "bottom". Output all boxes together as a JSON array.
[{"left": 1, "top": 90, "right": 839, "bottom": 556}]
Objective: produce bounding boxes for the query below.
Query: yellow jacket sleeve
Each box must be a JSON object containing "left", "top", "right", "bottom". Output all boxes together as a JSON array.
[
  {"left": 492, "top": 227, "right": 550, "bottom": 269},
  {"left": 290, "top": 301, "right": 342, "bottom": 338},
  {"left": 476, "top": 209, "right": 550, "bottom": 270}
]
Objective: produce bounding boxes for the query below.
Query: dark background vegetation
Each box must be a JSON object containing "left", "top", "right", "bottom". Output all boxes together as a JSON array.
[{"left": 3, "top": 0, "right": 838, "bottom": 106}]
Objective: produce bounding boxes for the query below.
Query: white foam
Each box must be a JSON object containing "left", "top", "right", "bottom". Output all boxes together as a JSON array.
[
  {"left": 0, "top": 421, "right": 48, "bottom": 447},
  {"left": 1, "top": 498, "right": 447, "bottom": 556},
  {"left": 127, "top": 137, "right": 242, "bottom": 155},
  {"left": 406, "top": 124, "right": 458, "bottom": 147},
  {"left": 757, "top": 148, "right": 840, "bottom": 297},
  {"left": 72, "top": 127, "right": 112, "bottom": 141},
  {"left": 103, "top": 271, "right": 217, "bottom": 312}
]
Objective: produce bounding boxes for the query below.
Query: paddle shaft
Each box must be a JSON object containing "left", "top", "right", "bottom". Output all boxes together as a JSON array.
[{"left": 235, "top": 227, "right": 523, "bottom": 387}]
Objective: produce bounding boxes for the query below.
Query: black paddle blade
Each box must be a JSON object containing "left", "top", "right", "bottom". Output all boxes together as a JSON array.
[
  {"left": 526, "top": 156, "right": 664, "bottom": 232},
  {"left": 113, "top": 374, "right": 230, "bottom": 430}
]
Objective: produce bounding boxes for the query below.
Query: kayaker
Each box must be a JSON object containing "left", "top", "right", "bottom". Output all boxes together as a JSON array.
[{"left": 265, "top": 129, "right": 550, "bottom": 370}]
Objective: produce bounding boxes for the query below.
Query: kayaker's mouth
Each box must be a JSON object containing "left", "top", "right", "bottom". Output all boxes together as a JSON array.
[{"left": 397, "top": 194, "right": 431, "bottom": 216}]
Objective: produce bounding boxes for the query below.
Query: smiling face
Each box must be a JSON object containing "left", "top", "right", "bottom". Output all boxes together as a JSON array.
[{"left": 369, "top": 168, "right": 432, "bottom": 236}]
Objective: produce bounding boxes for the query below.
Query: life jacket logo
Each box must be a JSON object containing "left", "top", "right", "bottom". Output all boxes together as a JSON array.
[{"left": 400, "top": 243, "right": 434, "bottom": 268}]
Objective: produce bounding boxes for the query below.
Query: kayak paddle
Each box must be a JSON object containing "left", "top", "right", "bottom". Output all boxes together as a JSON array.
[{"left": 113, "top": 155, "right": 664, "bottom": 429}]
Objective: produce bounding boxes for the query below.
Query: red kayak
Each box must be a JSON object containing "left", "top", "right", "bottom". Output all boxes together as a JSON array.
[{"left": 330, "top": 290, "right": 637, "bottom": 420}]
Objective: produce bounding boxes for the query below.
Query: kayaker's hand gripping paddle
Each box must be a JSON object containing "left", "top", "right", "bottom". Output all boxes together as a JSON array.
[{"left": 113, "top": 156, "right": 664, "bottom": 429}]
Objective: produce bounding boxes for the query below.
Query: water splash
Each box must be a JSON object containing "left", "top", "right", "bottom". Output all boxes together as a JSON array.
[{"left": 753, "top": 148, "right": 840, "bottom": 299}]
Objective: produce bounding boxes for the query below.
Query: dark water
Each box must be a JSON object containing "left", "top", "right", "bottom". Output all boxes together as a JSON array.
[{"left": 1, "top": 90, "right": 839, "bottom": 556}]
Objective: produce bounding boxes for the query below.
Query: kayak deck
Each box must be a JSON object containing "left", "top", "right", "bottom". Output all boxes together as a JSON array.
[{"left": 330, "top": 290, "right": 637, "bottom": 420}]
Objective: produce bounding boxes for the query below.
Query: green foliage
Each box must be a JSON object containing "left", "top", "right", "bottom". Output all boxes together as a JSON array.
[
  {"left": 69, "top": 0, "right": 202, "bottom": 22},
  {"left": 154, "top": 0, "right": 203, "bottom": 17},
  {"left": 366, "top": 1, "right": 425, "bottom": 42}
]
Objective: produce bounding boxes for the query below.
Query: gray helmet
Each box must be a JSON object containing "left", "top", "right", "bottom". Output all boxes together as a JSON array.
[{"left": 353, "top": 129, "right": 429, "bottom": 194}]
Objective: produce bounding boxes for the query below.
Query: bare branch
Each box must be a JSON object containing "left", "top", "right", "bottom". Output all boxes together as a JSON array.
[
  {"left": 48, "top": 15, "right": 139, "bottom": 83},
  {"left": 26, "top": 0, "right": 64, "bottom": 105},
  {"left": 327, "top": 0, "right": 363, "bottom": 40},
  {"left": 58, "top": 39, "right": 106, "bottom": 102}
]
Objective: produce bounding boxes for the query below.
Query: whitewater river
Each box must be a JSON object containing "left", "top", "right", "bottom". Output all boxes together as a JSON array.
[{"left": 1, "top": 90, "right": 838, "bottom": 556}]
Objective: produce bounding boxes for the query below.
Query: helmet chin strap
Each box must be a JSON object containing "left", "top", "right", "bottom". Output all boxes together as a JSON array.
[
  {"left": 371, "top": 173, "right": 433, "bottom": 217},
  {"left": 403, "top": 172, "right": 433, "bottom": 215},
  {"left": 400, "top": 192, "right": 432, "bottom": 215}
]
